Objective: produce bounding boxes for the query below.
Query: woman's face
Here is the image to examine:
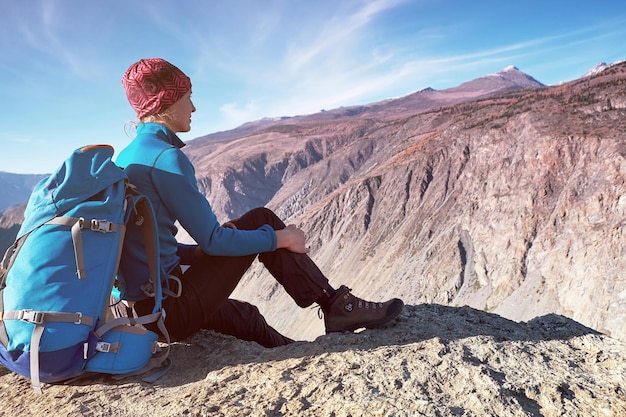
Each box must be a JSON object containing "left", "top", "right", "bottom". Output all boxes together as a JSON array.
[{"left": 164, "top": 90, "right": 196, "bottom": 133}]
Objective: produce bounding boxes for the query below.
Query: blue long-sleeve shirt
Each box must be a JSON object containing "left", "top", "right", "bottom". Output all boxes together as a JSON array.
[{"left": 115, "top": 122, "right": 277, "bottom": 300}]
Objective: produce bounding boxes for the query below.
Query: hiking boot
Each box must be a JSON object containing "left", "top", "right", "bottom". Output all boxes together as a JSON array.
[{"left": 323, "top": 285, "right": 404, "bottom": 333}]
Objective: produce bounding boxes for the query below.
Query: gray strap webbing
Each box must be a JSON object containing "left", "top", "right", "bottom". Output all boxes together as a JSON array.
[
  {"left": 30, "top": 324, "right": 45, "bottom": 394},
  {"left": 47, "top": 217, "right": 86, "bottom": 279},
  {"left": 0, "top": 292, "right": 6, "bottom": 350},
  {"left": 95, "top": 341, "right": 121, "bottom": 353},
  {"left": 1, "top": 310, "right": 94, "bottom": 326},
  {"left": 1, "top": 310, "right": 94, "bottom": 394},
  {"left": 93, "top": 311, "right": 162, "bottom": 338},
  {"left": 135, "top": 197, "right": 160, "bottom": 298},
  {"left": 155, "top": 314, "right": 171, "bottom": 363},
  {"left": 111, "top": 315, "right": 172, "bottom": 383},
  {"left": 71, "top": 220, "right": 86, "bottom": 279},
  {"left": 140, "top": 315, "right": 172, "bottom": 382},
  {"left": 136, "top": 196, "right": 173, "bottom": 379},
  {"left": 105, "top": 192, "right": 173, "bottom": 383},
  {"left": 47, "top": 217, "right": 120, "bottom": 279}
]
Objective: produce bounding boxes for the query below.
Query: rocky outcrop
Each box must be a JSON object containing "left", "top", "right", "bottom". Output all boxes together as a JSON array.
[{"left": 1, "top": 305, "right": 624, "bottom": 416}]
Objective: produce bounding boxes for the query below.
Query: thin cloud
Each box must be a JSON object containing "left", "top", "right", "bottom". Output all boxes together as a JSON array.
[
  {"left": 4, "top": 2, "right": 103, "bottom": 79},
  {"left": 219, "top": 100, "right": 263, "bottom": 126},
  {"left": 0, "top": 133, "right": 36, "bottom": 144},
  {"left": 285, "top": 0, "right": 408, "bottom": 74},
  {"left": 206, "top": 5, "right": 626, "bottom": 128}
]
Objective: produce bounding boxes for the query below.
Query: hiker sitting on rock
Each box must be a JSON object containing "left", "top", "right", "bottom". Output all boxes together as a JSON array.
[{"left": 116, "top": 58, "right": 404, "bottom": 348}]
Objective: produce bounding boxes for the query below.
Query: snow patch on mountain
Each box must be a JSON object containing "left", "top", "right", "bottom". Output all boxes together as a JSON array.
[{"left": 583, "top": 60, "right": 626, "bottom": 78}]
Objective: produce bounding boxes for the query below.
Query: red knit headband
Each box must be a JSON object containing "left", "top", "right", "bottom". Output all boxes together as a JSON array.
[{"left": 122, "top": 58, "right": 192, "bottom": 119}]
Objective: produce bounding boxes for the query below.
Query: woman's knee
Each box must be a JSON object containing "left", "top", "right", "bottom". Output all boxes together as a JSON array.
[
  {"left": 250, "top": 207, "right": 279, "bottom": 221},
  {"left": 235, "top": 207, "right": 285, "bottom": 230}
]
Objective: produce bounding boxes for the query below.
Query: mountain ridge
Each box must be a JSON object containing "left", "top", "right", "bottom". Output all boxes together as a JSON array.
[
  {"left": 0, "top": 62, "right": 602, "bottom": 177},
  {"left": 0, "top": 172, "right": 46, "bottom": 213},
  {"left": 190, "top": 65, "right": 544, "bottom": 148}
]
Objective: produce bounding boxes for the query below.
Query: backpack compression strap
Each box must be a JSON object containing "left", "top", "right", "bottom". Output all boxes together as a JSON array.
[
  {"left": 0, "top": 310, "right": 94, "bottom": 394},
  {"left": 46, "top": 217, "right": 120, "bottom": 279}
]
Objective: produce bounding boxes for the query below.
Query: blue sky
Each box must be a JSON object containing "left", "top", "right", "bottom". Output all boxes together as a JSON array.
[{"left": 1, "top": 0, "right": 625, "bottom": 174}]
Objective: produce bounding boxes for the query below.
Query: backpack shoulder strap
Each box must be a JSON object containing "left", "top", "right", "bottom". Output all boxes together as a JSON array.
[
  {"left": 99, "top": 184, "right": 171, "bottom": 379},
  {"left": 133, "top": 191, "right": 171, "bottom": 376}
]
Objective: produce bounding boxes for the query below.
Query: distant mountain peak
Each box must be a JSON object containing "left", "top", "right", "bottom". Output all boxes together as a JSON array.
[
  {"left": 487, "top": 65, "right": 530, "bottom": 79},
  {"left": 584, "top": 62, "right": 609, "bottom": 78},
  {"left": 582, "top": 60, "right": 626, "bottom": 78},
  {"left": 499, "top": 65, "right": 519, "bottom": 72},
  {"left": 485, "top": 66, "right": 522, "bottom": 78},
  {"left": 452, "top": 65, "right": 544, "bottom": 93}
]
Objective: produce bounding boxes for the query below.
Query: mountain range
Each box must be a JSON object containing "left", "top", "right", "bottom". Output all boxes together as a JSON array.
[
  {"left": 0, "top": 172, "right": 45, "bottom": 213},
  {"left": 1, "top": 62, "right": 624, "bottom": 344}
]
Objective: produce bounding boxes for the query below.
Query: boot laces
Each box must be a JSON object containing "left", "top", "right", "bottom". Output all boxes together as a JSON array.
[
  {"left": 346, "top": 289, "right": 383, "bottom": 311},
  {"left": 316, "top": 287, "right": 385, "bottom": 319}
]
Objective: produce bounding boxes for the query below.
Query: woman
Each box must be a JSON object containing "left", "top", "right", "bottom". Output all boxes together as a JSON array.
[{"left": 117, "top": 58, "right": 403, "bottom": 347}]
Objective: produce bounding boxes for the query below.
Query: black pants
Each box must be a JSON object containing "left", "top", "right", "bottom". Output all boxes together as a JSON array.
[{"left": 137, "top": 207, "right": 330, "bottom": 348}]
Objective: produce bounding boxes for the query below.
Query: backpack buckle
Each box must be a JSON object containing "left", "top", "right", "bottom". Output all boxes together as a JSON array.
[
  {"left": 140, "top": 281, "right": 156, "bottom": 298},
  {"left": 90, "top": 219, "right": 114, "bottom": 233},
  {"left": 96, "top": 342, "right": 111, "bottom": 353},
  {"left": 20, "top": 310, "right": 45, "bottom": 324},
  {"left": 74, "top": 312, "right": 83, "bottom": 324}
]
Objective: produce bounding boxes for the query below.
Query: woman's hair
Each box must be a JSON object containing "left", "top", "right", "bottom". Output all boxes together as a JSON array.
[
  {"left": 124, "top": 120, "right": 138, "bottom": 139},
  {"left": 123, "top": 107, "right": 175, "bottom": 138},
  {"left": 140, "top": 107, "right": 175, "bottom": 124}
]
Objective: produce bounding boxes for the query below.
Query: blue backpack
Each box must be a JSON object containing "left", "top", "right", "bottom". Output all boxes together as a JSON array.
[{"left": 0, "top": 145, "right": 170, "bottom": 393}]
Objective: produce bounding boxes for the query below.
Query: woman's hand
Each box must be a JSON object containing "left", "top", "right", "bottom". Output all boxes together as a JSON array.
[
  {"left": 222, "top": 221, "right": 237, "bottom": 229},
  {"left": 275, "top": 225, "right": 309, "bottom": 254}
]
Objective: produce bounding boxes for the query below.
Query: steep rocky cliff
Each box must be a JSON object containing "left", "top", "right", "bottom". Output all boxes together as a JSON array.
[{"left": 182, "top": 64, "right": 626, "bottom": 342}]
